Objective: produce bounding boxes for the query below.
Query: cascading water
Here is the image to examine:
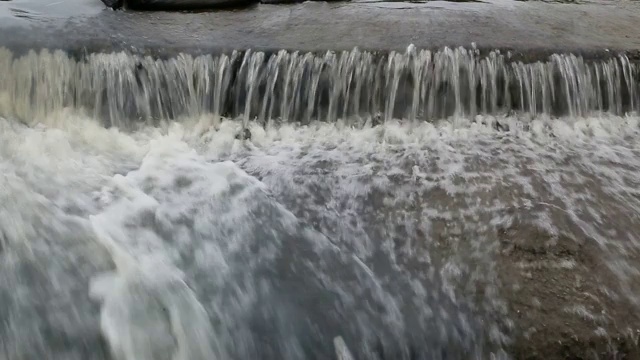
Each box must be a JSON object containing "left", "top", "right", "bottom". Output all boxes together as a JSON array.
[
  {"left": 1, "top": 46, "right": 638, "bottom": 127},
  {"left": 1, "top": 45, "right": 640, "bottom": 360}
]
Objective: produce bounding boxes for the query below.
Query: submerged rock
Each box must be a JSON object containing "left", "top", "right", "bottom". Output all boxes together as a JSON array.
[{"left": 235, "top": 128, "right": 251, "bottom": 141}]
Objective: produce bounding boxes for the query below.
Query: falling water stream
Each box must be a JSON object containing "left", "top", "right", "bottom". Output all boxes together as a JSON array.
[{"left": 1, "top": 45, "right": 640, "bottom": 360}]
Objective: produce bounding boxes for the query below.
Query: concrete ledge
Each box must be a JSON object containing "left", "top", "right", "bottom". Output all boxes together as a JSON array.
[{"left": 2, "top": 0, "right": 640, "bottom": 60}]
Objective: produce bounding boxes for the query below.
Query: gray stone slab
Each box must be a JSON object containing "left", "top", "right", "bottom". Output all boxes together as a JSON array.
[{"left": 1, "top": 0, "right": 640, "bottom": 58}]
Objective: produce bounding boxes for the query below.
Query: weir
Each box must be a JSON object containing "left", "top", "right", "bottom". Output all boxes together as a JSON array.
[
  {"left": 2, "top": 41, "right": 640, "bottom": 360},
  {"left": 1, "top": 46, "right": 638, "bottom": 128}
]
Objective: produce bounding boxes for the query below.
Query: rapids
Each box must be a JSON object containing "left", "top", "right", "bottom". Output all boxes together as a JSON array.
[{"left": 1, "top": 46, "right": 640, "bottom": 360}]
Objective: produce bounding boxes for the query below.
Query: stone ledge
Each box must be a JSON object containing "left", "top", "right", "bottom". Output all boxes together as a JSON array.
[{"left": 2, "top": 1, "right": 640, "bottom": 60}]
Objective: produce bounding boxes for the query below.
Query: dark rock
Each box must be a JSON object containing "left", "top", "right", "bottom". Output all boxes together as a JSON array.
[
  {"left": 235, "top": 128, "right": 251, "bottom": 140},
  {"left": 495, "top": 120, "right": 509, "bottom": 132},
  {"left": 259, "top": 0, "right": 298, "bottom": 4},
  {"left": 101, "top": 0, "right": 124, "bottom": 9},
  {"left": 119, "top": 0, "right": 257, "bottom": 10},
  {"left": 260, "top": 0, "right": 347, "bottom": 2}
]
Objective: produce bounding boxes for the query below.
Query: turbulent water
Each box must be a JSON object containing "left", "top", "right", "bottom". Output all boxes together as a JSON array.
[{"left": 1, "top": 46, "right": 640, "bottom": 360}]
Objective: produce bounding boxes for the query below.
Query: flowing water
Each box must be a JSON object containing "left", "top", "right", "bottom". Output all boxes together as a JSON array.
[{"left": 1, "top": 46, "right": 640, "bottom": 360}]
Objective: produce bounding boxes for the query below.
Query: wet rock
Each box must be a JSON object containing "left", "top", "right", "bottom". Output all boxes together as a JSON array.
[
  {"left": 235, "top": 128, "right": 251, "bottom": 140},
  {"left": 261, "top": 0, "right": 347, "bottom": 3},
  {"left": 259, "top": 0, "right": 298, "bottom": 4},
  {"left": 495, "top": 120, "right": 509, "bottom": 132},
  {"left": 497, "top": 216, "right": 640, "bottom": 359},
  {"left": 101, "top": 0, "right": 257, "bottom": 10},
  {"left": 101, "top": 0, "right": 124, "bottom": 8}
]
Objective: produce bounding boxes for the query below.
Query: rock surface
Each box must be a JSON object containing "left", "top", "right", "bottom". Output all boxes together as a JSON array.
[
  {"left": 101, "top": 0, "right": 124, "bottom": 9},
  {"left": 122, "top": 0, "right": 257, "bottom": 10},
  {"left": 100, "top": 0, "right": 347, "bottom": 10}
]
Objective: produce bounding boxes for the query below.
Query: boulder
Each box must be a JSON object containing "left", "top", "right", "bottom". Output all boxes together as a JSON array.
[
  {"left": 101, "top": 0, "right": 124, "bottom": 8},
  {"left": 259, "top": 0, "right": 299, "bottom": 3},
  {"left": 260, "top": 0, "right": 348, "bottom": 3},
  {"left": 101, "top": 0, "right": 256, "bottom": 10},
  {"left": 99, "top": 0, "right": 350, "bottom": 9}
]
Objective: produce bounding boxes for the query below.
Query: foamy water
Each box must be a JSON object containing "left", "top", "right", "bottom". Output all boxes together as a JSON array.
[{"left": 2, "top": 110, "right": 640, "bottom": 359}]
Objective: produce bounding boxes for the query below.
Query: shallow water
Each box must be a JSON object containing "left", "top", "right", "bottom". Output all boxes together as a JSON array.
[
  {"left": 0, "top": 0, "right": 102, "bottom": 26},
  {"left": 2, "top": 108, "right": 640, "bottom": 359}
]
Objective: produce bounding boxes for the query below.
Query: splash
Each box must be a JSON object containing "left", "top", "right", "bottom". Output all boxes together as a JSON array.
[{"left": 2, "top": 45, "right": 640, "bottom": 360}]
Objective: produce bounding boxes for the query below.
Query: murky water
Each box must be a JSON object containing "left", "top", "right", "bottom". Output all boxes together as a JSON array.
[
  {"left": 1, "top": 46, "right": 640, "bottom": 360},
  {"left": 0, "top": 0, "right": 102, "bottom": 25}
]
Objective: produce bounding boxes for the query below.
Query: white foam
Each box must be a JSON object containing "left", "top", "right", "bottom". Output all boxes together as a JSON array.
[
  {"left": 334, "top": 336, "right": 355, "bottom": 360},
  {"left": 86, "top": 135, "right": 268, "bottom": 360},
  {"left": 3, "top": 110, "right": 640, "bottom": 358}
]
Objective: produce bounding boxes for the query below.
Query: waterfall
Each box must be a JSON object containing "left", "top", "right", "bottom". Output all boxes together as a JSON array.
[{"left": 0, "top": 46, "right": 637, "bottom": 128}]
